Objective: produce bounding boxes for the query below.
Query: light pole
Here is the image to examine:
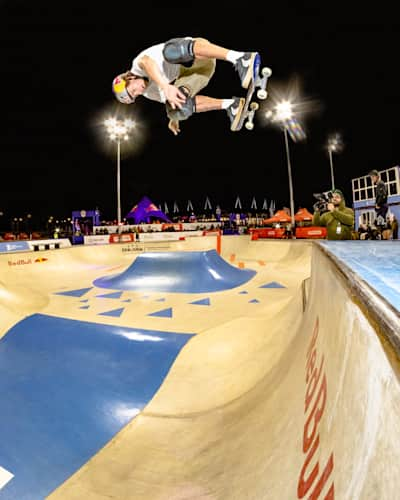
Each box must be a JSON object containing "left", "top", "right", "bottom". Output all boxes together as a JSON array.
[
  {"left": 273, "top": 101, "right": 296, "bottom": 232},
  {"left": 104, "top": 118, "right": 135, "bottom": 230},
  {"left": 326, "top": 133, "right": 343, "bottom": 191},
  {"left": 283, "top": 126, "right": 295, "bottom": 230},
  {"left": 26, "top": 213, "right": 32, "bottom": 238},
  {"left": 265, "top": 100, "right": 306, "bottom": 237}
]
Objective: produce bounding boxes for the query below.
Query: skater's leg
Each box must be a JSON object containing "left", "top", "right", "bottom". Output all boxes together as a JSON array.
[
  {"left": 166, "top": 94, "right": 244, "bottom": 131},
  {"left": 193, "top": 38, "right": 246, "bottom": 62},
  {"left": 193, "top": 38, "right": 259, "bottom": 89},
  {"left": 194, "top": 96, "right": 229, "bottom": 112},
  {"left": 195, "top": 95, "right": 245, "bottom": 131},
  {"left": 174, "top": 55, "right": 216, "bottom": 97},
  {"left": 165, "top": 93, "right": 222, "bottom": 121},
  {"left": 192, "top": 38, "right": 232, "bottom": 60}
]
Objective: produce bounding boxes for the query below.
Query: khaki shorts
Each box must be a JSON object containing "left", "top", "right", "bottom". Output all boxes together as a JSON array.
[{"left": 174, "top": 39, "right": 216, "bottom": 96}]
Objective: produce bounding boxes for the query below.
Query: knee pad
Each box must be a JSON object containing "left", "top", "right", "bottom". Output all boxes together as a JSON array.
[
  {"left": 166, "top": 87, "right": 196, "bottom": 121},
  {"left": 163, "top": 38, "right": 195, "bottom": 65}
]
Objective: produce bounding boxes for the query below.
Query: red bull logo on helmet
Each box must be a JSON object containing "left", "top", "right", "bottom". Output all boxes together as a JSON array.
[{"left": 112, "top": 75, "right": 135, "bottom": 104}]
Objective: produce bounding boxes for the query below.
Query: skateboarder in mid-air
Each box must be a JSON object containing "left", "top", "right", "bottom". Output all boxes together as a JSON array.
[{"left": 111, "top": 37, "right": 259, "bottom": 134}]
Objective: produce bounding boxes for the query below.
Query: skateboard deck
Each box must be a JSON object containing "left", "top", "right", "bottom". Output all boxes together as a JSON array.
[{"left": 235, "top": 54, "right": 272, "bottom": 131}]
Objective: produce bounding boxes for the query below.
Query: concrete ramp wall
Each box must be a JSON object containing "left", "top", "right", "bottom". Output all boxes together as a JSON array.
[{"left": 48, "top": 242, "right": 400, "bottom": 499}]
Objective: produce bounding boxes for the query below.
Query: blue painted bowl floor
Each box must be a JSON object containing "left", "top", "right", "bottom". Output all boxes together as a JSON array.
[
  {"left": 0, "top": 314, "right": 193, "bottom": 500},
  {"left": 93, "top": 250, "right": 256, "bottom": 293}
]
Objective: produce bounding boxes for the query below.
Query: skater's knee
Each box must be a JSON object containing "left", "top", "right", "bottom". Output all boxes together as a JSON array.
[
  {"left": 165, "top": 87, "right": 196, "bottom": 121},
  {"left": 163, "top": 38, "right": 195, "bottom": 65},
  {"left": 192, "top": 38, "right": 210, "bottom": 52}
]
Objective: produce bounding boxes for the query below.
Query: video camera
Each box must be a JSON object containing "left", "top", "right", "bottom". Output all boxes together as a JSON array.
[{"left": 313, "top": 190, "right": 333, "bottom": 213}]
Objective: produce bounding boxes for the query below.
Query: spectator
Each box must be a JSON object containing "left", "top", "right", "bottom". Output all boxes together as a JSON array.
[
  {"left": 312, "top": 189, "right": 354, "bottom": 240},
  {"left": 382, "top": 218, "right": 392, "bottom": 240},
  {"left": 358, "top": 223, "right": 369, "bottom": 240},
  {"left": 369, "top": 169, "right": 388, "bottom": 226},
  {"left": 389, "top": 213, "right": 398, "bottom": 240}
]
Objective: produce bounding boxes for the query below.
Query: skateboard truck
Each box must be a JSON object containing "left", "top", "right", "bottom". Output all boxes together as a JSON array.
[
  {"left": 256, "top": 67, "right": 272, "bottom": 100},
  {"left": 236, "top": 62, "right": 272, "bottom": 131},
  {"left": 245, "top": 102, "right": 259, "bottom": 130}
]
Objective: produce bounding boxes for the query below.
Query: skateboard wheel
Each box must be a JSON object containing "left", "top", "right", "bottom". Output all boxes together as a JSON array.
[
  {"left": 257, "top": 89, "right": 267, "bottom": 100},
  {"left": 250, "top": 102, "right": 259, "bottom": 111},
  {"left": 245, "top": 121, "right": 254, "bottom": 130},
  {"left": 262, "top": 67, "right": 272, "bottom": 77}
]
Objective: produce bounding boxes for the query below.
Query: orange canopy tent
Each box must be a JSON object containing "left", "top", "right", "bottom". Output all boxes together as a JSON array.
[
  {"left": 263, "top": 210, "right": 292, "bottom": 225},
  {"left": 294, "top": 207, "right": 313, "bottom": 222}
]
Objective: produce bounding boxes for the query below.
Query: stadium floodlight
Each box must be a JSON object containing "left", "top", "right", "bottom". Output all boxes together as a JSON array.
[
  {"left": 275, "top": 100, "right": 293, "bottom": 122},
  {"left": 103, "top": 118, "right": 136, "bottom": 229}
]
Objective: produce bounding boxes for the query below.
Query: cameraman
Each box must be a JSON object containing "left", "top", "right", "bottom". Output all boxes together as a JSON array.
[{"left": 313, "top": 189, "right": 354, "bottom": 240}]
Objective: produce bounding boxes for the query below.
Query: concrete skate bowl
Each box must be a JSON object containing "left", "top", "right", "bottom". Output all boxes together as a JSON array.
[
  {"left": 46, "top": 239, "right": 400, "bottom": 500},
  {"left": 0, "top": 238, "right": 399, "bottom": 499},
  {"left": 0, "top": 280, "right": 49, "bottom": 337}
]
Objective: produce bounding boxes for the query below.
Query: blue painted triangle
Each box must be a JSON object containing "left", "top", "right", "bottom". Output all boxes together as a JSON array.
[
  {"left": 79, "top": 305, "right": 90, "bottom": 309},
  {"left": 156, "top": 298, "right": 166, "bottom": 302},
  {"left": 96, "top": 291, "right": 123, "bottom": 299},
  {"left": 98, "top": 307, "right": 125, "bottom": 318},
  {"left": 54, "top": 287, "right": 92, "bottom": 298},
  {"left": 189, "top": 298, "right": 211, "bottom": 306},
  {"left": 259, "top": 281, "right": 286, "bottom": 289},
  {"left": 122, "top": 299, "right": 132, "bottom": 303},
  {"left": 239, "top": 291, "right": 248, "bottom": 295},
  {"left": 249, "top": 299, "right": 260, "bottom": 304},
  {"left": 80, "top": 299, "right": 89, "bottom": 303},
  {"left": 148, "top": 307, "right": 173, "bottom": 318}
]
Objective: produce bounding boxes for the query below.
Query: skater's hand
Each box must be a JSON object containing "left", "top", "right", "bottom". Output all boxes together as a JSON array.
[
  {"left": 163, "top": 84, "right": 186, "bottom": 109},
  {"left": 168, "top": 119, "right": 181, "bottom": 136}
]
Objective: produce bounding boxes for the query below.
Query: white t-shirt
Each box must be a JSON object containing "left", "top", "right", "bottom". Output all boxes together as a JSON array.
[{"left": 131, "top": 42, "right": 182, "bottom": 103}]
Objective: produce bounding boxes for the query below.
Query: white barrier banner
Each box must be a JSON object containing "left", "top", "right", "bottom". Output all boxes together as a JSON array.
[
  {"left": 137, "top": 231, "right": 205, "bottom": 242},
  {"left": 93, "top": 222, "right": 222, "bottom": 234},
  {"left": 84, "top": 235, "right": 110, "bottom": 245},
  {"left": 138, "top": 233, "right": 181, "bottom": 242},
  {"left": 0, "top": 238, "right": 71, "bottom": 254},
  {"left": 28, "top": 238, "right": 71, "bottom": 251}
]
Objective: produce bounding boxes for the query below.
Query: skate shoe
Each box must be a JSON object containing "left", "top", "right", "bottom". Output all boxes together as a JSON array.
[
  {"left": 227, "top": 97, "right": 245, "bottom": 131},
  {"left": 235, "top": 52, "right": 260, "bottom": 89}
]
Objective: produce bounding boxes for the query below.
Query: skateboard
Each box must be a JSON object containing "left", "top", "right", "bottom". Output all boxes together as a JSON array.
[{"left": 236, "top": 55, "right": 272, "bottom": 131}]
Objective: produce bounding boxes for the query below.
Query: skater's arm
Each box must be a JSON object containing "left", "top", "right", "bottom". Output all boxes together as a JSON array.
[{"left": 138, "top": 55, "right": 186, "bottom": 109}]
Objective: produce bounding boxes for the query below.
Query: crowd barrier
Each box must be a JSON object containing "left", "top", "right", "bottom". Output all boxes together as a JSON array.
[
  {"left": 0, "top": 239, "right": 71, "bottom": 254},
  {"left": 250, "top": 227, "right": 327, "bottom": 240},
  {"left": 84, "top": 231, "right": 206, "bottom": 246}
]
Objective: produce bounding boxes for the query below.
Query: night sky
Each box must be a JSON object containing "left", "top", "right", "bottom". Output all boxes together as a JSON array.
[{"left": 1, "top": 1, "right": 399, "bottom": 224}]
